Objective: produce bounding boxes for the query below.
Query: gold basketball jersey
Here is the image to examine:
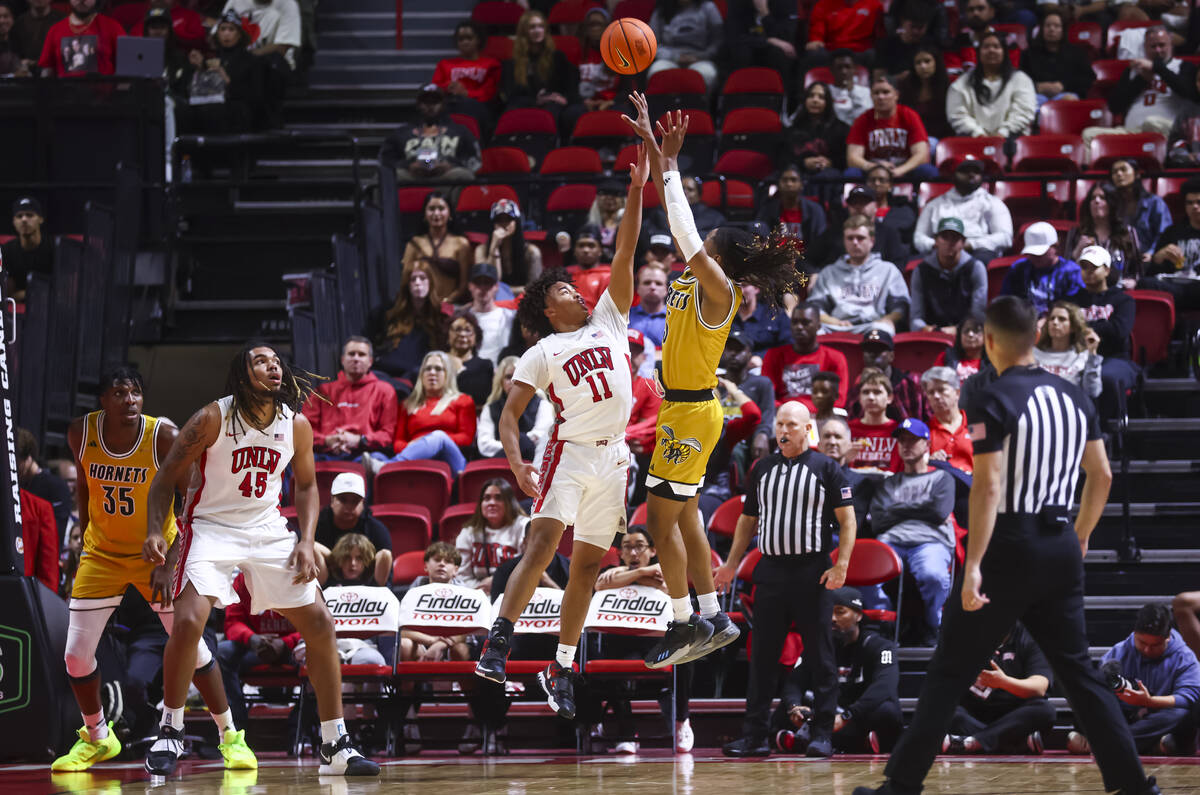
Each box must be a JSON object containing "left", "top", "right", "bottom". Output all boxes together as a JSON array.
[
  {"left": 660, "top": 268, "right": 743, "bottom": 392},
  {"left": 79, "top": 411, "right": 177, "bottom": 559}
]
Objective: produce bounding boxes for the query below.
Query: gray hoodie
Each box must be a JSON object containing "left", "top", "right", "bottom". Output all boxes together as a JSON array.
[
  {"left": 810, "top": 253, "right": 910, "bottom": 326},
  {"left": 869, "top": 468, "right": 956, "bottom": 549}
]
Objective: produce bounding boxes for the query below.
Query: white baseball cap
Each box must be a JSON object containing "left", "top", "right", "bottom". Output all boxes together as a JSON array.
[
  {"left": 1078, "top": 245, "right": 1112, "bottom": 270},
  {"left": 1021, "top": 222, "right": 1058, "bottom": 257},
  {"left": 330, "top": 472, "right": 366, "bottom": 498}
]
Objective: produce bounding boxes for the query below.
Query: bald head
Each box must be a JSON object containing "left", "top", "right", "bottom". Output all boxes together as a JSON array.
[
  {"left": 776, "top": 401, "right": 813, "bottom": 457},
  {"left": 819, "top": 417, "right": 853, "bottom": 466}
]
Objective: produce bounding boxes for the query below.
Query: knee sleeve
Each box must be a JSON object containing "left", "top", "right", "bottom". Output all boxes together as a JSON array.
[
  {"left": 155, "top": 606, "right": 214, "bottom": 669},
  {"left": 64, "top": 606, "right": 116, "bottom": 679}
]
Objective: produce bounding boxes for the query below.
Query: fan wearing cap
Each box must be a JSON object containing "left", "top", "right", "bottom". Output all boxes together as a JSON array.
[
  {"left": 773, "top": 586, "right": 903, "bottom": 754},
  {"left": 999, "top": 221, "right": 1084, "bottom": 315},
  {"left": 475, "top": 198, "right": 542, "bottom": 291},
  {"left": 625, "top": 327, "right": 663, "bottom": 459},
  {"left": 566, "top": 223, "right": 611, "bottom": 310},
  {"left": 466, "top": 262, "right": 517, "bottom": 365},
  {"left": 1067, "top": 245, "right": 1139, "bottom": 420},
  {"left": 129, "top": 0, "right": 207, "bottom": 50},
  {"left": 848, "top": 328, "right": 931, "bottom": 424},
  {"left": 910, "top": 217, "right": 988, "bottom": 334},
  {"left": 2, "top": 196, "right": 52, "bottom": 299},
  {"left": 379, "top": 83, "right": 481, "bottom": 186},
  {"left": 809, "top": 214, "right": 910, "bottom": 335},
  {"left": 913, "top": 159, "right": 1013, "bottom": 267},
  {"left": 642, "top": 235, "right": 679, "bottom": 273},
  {"left": 827, "top": 184, "right": 909, "bottom": 268},
  {"left": 762, "top": 301, "right": 850, "bottom": 413},
  {"left": 312, "top": 472, "right": 393, "bottom": 588}
]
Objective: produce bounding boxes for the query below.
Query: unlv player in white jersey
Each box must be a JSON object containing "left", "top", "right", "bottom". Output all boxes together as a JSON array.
[
  {"left": 474, "top": 145, "right": 649, "bottom": 719},
  {"left": 142, "top": 343, "right": 378, "bottom": 778}
]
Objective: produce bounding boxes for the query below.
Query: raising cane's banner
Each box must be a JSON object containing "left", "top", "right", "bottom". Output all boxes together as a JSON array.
[
  {"left": 583, "top": 584, "right": 670, "bottom": 636},
  {"left": 324, "top": 586, "right": 400, "bottom": 638},
  {"left": 399, "top": 583, "right": 493, "bottom": 637},
  {"left": 514, "top": 587, "right": 563, "bottom": 635}
]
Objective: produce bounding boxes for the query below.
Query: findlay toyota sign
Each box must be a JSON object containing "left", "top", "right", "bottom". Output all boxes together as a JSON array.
[
  {"left": 324, "top": 586, "right": 400, "bottom": 635},
  {"left": 515, "top": 587, "right": 563, "bottom": 634},
  {"left": 584, "top": 585, "right": 671, "bottom": 636},
  {"left": 399, "top": 583, "right": 493, "bottom": 636}
]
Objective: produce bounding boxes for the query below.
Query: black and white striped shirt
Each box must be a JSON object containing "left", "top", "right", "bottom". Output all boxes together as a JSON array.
[
  {"left": 743, "top": 449, "right": 853, "bottom": 556},
  {"left": 967, "top": 365, "right": 1100, "bottom": 516}
]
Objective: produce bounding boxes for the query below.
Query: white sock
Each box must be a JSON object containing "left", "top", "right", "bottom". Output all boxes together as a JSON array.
[
  {"left": 211, "top": 708, "right": 235, "bottom": 735},
  {"left": 161, "top": 706, "right": 184, "bottom": 731},
  {"left": 555, "top": 644, "right": 577, "bottom": 668},
  {"left": 84, "top": 709, "right": 107, "bottom": 742},
  {"left": 696, "top": 592, "right": 720, "bottom": 619},
  {"left": 671, "top": 596, "right": 693, "bottom": 623},
  {"left": 320, "top": 718, "right": 347, "bottom": 745}
]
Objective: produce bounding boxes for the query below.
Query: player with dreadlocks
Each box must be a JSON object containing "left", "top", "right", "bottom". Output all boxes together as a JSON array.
[
  {"left": 142, "top": 342, "right": 378, "bottom": 778},
  {"left": 623, "top": 92, "right": 806, "bottom": 669}
]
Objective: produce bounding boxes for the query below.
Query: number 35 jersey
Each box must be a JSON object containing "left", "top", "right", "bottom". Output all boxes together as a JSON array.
[
  {"left": 512, "top": 290, "right": 633, "bottom": 443},
  {"left": 79, "top": 410, "right": 178, "bottom": 559},
  {"left": 183, "top": 396, "right": 294, "bottom": 529}
]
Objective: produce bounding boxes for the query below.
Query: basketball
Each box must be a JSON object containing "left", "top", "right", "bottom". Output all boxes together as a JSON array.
[{"left": 600, "top": 17, "right": 656, "bottom": 76}]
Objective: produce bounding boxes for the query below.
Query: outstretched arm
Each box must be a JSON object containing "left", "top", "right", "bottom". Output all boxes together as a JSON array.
[
  {"left": 608, "top": 143, "right": 649, "bottom": 315},
  {"left": 144, "top": 403, "right": 220, "bottom": 565}
]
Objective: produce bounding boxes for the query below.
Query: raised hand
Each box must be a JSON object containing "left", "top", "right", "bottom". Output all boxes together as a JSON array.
[
  {"left": 655, "top": 110, "right": 689, "bottom": 159},
  {"left": 629, "top": 142, "right": 649, "bottom": 189},
  {"left": 620, "top": 91, "right": 656, "bottom": 143}
]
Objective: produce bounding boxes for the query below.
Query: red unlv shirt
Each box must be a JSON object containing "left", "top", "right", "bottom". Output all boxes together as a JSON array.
[{"left": 847, "top": 104, "right": 929, "bottom": 165}]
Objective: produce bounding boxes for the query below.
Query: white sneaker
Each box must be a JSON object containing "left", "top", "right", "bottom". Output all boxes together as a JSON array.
[
  {"left": 675, "top": 719, "right": 694, "bottom": 754},
  {"left": 318, "top": 734, "right": 379, "bottom": 776},
  {"left": 1067, "top": 731, "right": 1091, "bottom": 755},
  {"left": 614, "top": 741, "right": 639, "bottom": 755}
]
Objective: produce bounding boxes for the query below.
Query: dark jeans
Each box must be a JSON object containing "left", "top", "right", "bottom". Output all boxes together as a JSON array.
[
  {"left": 950, "top": 698, "right": 1056, "bottom": 752},
  {"left": 773, "top": 698, "right": 904, "bottom": 752},
  {"left": 1123, "top": 705, "right": 1196, "bottom": 755},
  {"left": 1100, "top": 356, "right": 1139, "bottom": 421}
]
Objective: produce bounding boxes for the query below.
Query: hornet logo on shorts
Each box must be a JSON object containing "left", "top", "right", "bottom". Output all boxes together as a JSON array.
[{"left": 659, "top": 425, "right": 702, "bottom": 465}]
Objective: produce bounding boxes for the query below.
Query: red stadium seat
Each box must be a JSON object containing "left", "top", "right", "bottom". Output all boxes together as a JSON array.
[
  {"left": 539, "top": 146, "right": 603, "bottom": 177},
  {"left": 545, "top": 183, "right": 598, "bottom": 234},
  {"left": 438, "top": 502, "right": 476, "bottom": 542},
  {"left": 987, "top": 255, "right": 1023, "bottom": 301},
  {"left": 993, "top": 23, "right": 1028, "bottom": 50},
  {"left": 373, "top": 504, "right": 433, "bottom": 555},
  {"left": 455, "top": 184, "right": 520, "bottom": 233},
  {"left": 804, "top": 65, "right": 869, "bottom": 88},
  {"left": 552, "top": 35, "right": 582, "bottom": 65},
  {"left": 630, "top": 501, "right": 647, "bottom": 527},
  {"left": 397, "top": 186, "right": 434, "bottom": 214},
  {"left": 1011, "top": 134, "right": 1085, "bottom": 172},
  {"left": 1068, "top": 21, "right": 1103, "bottom": 58},
  {"left": 645, "top": 68, "right": 709, "bottom": 117},
  {"left": 718, "top": 107, "right": 783, "bottom": 155},
  {"left": 993, "top": 179, "right": 1072, "bottom": 228},
  {"left": 904, "top": 256, "right": 923, "bottom": 288},
  {"left": 459, "top": 458, "right": 523, "bottom": 505},
  {"left": 712, "top": 149, "right": 773, "bottom": 181},
  {"left": 1156, "top": 176, "right": 1189, "bottom": 223},
  {"left": 832, "top": 539, "right": 903, "bottom": 637},
  {"left": 392, "top": 550, "right": 428, "bottom": 586},
  {"left": 657, "top": 109, "right": 716, "bottom": 172},
  {"left": 571, "top": 111, "right": 636, "bottom": 163},
  {"left": 471, "top": 1, "right": 524, "bottom": 34},
  {"left": 449, "top": 113, "right": 481, "bottom": 141},
  {"left": 493, "top": 107, "right": 558, "bottom": 166},
  {"left": 547, "top": 0, "right": 601, "bottom": 27},
  {"left": 893, "top": 331, "right": 954, "bottom": 373},
  {"left": 478, "top": 146, "right": 532, "bottom": 176},
  {"left": 1128, "top": 289, "right": 1176, "bottom": 367},
  {"left": 1037, "top": 99, "right": 1111, "bottom": 136},
  {"left": 613, "top": 143, "right": 641, "bottom": 175},
  {"left": 934, "top": 137, "right": 1007, "bottom": 173},
  {"left": 720, "top": 66, "right": 786, "bottom": 112},
  {"left": 481, "top": 35, "right": 514, "bottom": 60},
  {"left": 819, "top": 332, "right": 864, "bottom": 387},
  {"left": 1106, "top": 19, "right": 1156, "bottom": 56},
  {"left": 917, "top": 181, "right": 953, "bottom": 210},
  {"left": 1089, "top": 133, "right": 1166, "bottom": 172},
  {"left": 708, "top": 495, "right": 746, "bottom": 539},
  {"left": 373, "top": 460, "right": 452, "bottom": 524},
  {"left": 1090, "top": 60, "right": 1130, "bottom": 98},
  {"left": 612, "top": 0, "right": 655, "bottom": 20}
]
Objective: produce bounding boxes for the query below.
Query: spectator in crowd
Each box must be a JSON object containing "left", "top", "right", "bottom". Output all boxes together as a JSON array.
[
  {"left": 922, "top": 366, "right": 972, "bottom": 473},
  {"left": 1111, "top": 158, "right": 1173, "bottom": 261},
  {"left": 218, "top": 571, "right": 301, "bottom": 732},
  {"left": 804, "top": 0, "right": 884, "bottom": 65},
  {"left": 947, "top": 32, "right": 1036, "bottom": 139},
  {"left": 628, "top": 261, "right": 669, "bottom": 348},
  {"left": 952, "top": 0, "right": 998, "bottom": 53},
  {"left": 58, "top": 502, "right": 83, "bottom": 598},
  {"left": 863, "top": 165, "right": 919, "bottom": 249},
  {"left": 758, "top": 165, "right": 830, "bottom": 265},
  {"left": 627, "top": 329, "right": 664, "bottom": 464},
  {"left": 1033, "top": 300, "right": 1103, "bottom": 399},
  {"left": 643, "top": 233, "right": 680, "bottom": 273},
  {"left": 914, "top": 159, "right": 1013, "bottom": 265},
  {"left": 1020, "top": 10, "right": 1094, "bottom": 106},
  {"left": 220, "top": 0, "right": 301, "bottom": 111},
  {"left": 1067, "top": 246, "right": 1139, "bottom": 421},
  {"left": 846, "top": 76, "right": 937, "bottom": 181},
  {"left": 763, "top": 301, "right": 851, "bottom": 411},
  {"left": 809, "top": 215, "right": 909, "bottom": 334},
  {"left": 866, "top": 417, "right": 956, "bottom": 645},
  {"left": 567, "top": 224, "right": 611, "bottom": 309},
  {"left": 1000, "top": 221, "right": 1084, "bottom": 314},
  {"left": 172, "top": 12, "right": 262, "bottom": 135},
  {"left": 732, "top": 284, "right": 793, "bottom": 356},
  {"left": 647, "top": 0, "right": 724, "bottom": 93},
  {"left": 478, "top": 354, "right": 554, "bottom": 463},
  {"left": 50, "top": 457, "right": 78, "bottom": 500},
  {"left": 475, "top": 199, "right": 542, "bottom": 291},
  {"left": 650, "top": 176, "right": 725, "bottom": 240},
  {"left": 577, "top": 8, "right": 627, "bottom": 119},
  {"left": 129, "top": 0, "right": 206, "bottom": 51},
  {"left": 785, "top": 83, "right": 849, "bottom": 205},
  {"left": 453, "top": 479, "right": 529, "bottom": 593},
  {"left": 911, "top": 217, "right": 989, "bottom": 333},
  {"left": 943, "top": 622, "right": 1055, "bottom": 754},
  {"left": 16, "top": 427, "right": 72, "bottom": 538},
  {"left": 850, "top": 329, "right": 931, "bottom": 421},
  {"left": 366, "top": 258, "right": 444, "bottom": 386},
  {"left": 446, "top": 308, "right": 494, "bottom": 409},
  {"left": 1, "top": 196, "right": 51, "bottom": 300},
  {"left": 500, "top": 10, "right": 578, "bottom": 131},
  {"left": 403, "top": 191, "right": 473, "bottom": 304},
  {"left": 726, "top": 0, "right": 797, "bottom": 102},
  {"left": 847, "top": 369, "right": 900, "bottom": 470},
  {"left": 0, "top": 3, "right": 25, "bottom": 76},
  {"left": 897, "top": 47, "right": 953, "bottom": 143},
  {"left": 431, "top": 20, "right": 500, "bottom": 133},
  {"left": 718, "top": 329, "right": 775, "bottom": 451},
  {"left": 12, "top": 0, "right": 63, "bottom": 67},
  {"left": 828, "top": 49, "right": 873, "bottom": 126},
  {"left": 372, "top": 350, "right": 476, "bottom": 476},
  {"left": 1141, "top": 177, "right": 1200, "bottom": 312},
  {"left": 400, "top": 543, "right": 472, "bottom": 662},
  {"left": 323, "top": 533, "right": 390, "bottom": 588},
  {"left": 831, "top": 185, "right": 909, "bottom": 266},
  {"left": 313, "top": 472, "right": 393, "bottom": 586},
  {"left": 1165, "top": 69, "right": 1200, "bottom": 169},
  {"left": 20, "top": 488, "right": 58, "bottom": 592},
  {"left": 934, "top": 310, "right": 987, "bottom": 380},
  {"left": 875, "top": 1, "right": 937, "bottom": 78},
  {"left": 586, "top": 179, "right": 625, "bottom": 262},
  {"left": 774, "top": 587, "right": 902, "bottom": 754},
  {"left": 380, "top": 83, "right": 480, "bottom": 187},
  {"left": 1095, "top": 27, "right": 1199, "bottom": 142},
  {"left": 819, "top": 416, "right": 872, "bottom": 526},
  {"left": 811, "top": 371, "right": 845, "bottom": 421},
  {"left": 1071, "top": 604, "right": 1200, "bottom": 756},
  {"left": 1066, "top": 182, "right": 1143, "bottom": 284},
  {"left": 38, "top": 0, "right": 124, "bottom": 76},
  {"left": 304, "top": 336, "right": 398, "bottom": 461},
  {"left": 465, "top": 263, "right": 516, "bottom": 364}
]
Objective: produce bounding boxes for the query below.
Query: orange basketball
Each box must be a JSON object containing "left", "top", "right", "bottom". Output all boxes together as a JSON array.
[{"left": 600, "top": 17, "right": 657, "bottom": 76}]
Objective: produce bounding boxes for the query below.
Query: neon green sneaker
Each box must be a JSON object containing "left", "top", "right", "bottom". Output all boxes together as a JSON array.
[
  {"left": 50, "top": 723, "right": 121, "bottom": 772},
  {"left": 219, "top": 729, "right": 258, "bottom": 770}
]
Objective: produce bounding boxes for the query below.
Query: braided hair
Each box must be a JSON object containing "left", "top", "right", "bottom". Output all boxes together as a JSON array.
[
  {"left": 711, "top": 226, "right": 806, "bottom": 309},
  {"left": 516, "top": 267, "right": 573, "bottom": 340},
  {"left": 224, "top": 341, "right": 321, "bottom": 438},
  {"left": 100, "top": 365, "right": 145, "bottom": 395}
]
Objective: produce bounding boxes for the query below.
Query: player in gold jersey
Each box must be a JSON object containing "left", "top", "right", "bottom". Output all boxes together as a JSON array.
[
  {"left": 52, "top": 368, "right": 256, "bottom": 772},
  {"left": 624, "top": 95, "right": 803, "bottom": 667}
]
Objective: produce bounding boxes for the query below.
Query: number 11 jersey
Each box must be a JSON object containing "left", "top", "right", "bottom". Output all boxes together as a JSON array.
[{"left": 512, "top": 290, "right": 633, "bottom": 443}]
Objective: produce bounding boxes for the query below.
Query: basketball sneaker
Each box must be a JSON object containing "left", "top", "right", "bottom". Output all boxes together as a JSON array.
[
  {"left": 218, "top": 729, "right": 258, "bottom": 770},
  {"left": 1067, "top": 731, "right": 1091, "bottom": 755},
  {"left": 145, "top": 724, "right": 185, "bottom": 776},
  {"left": 675, "top": 719, "right": 694, "bottom": 754},
  {"left": 676, "top": 612, "right": 741, "bottom": 664},
  {"left": 51, "top": 723, "right": 121, "bottom": 772},
  {"left": 475, "top": 632, "right": 512, "bottom": 683},
  {"left": 537, "top": 661, "right": 578, "bottom": 720},
  {"left": 318, "top": 734, "right": 379, "bottom": 776},
  {"left": 644, "top": 615, "right": 713, "bottom": 669}
]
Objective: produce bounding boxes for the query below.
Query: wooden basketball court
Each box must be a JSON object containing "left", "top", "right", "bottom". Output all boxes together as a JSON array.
[{"left": 6, "top": 751, "right": 1200, "bottom": 795}]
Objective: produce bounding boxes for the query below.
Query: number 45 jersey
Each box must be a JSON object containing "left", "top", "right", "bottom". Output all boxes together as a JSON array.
[{"left": 512, "top": 290, "right": 633, "bottom": 444}]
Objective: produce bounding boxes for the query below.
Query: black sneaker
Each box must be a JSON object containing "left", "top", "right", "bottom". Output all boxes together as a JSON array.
[
  {"left": 644, "top": 615, "right": 713, "bottom": 669},
  {"left": 677, "top": 611, "right": 741, "bottom": 664},
  {"left": 537, "top": 661, "right": 578, "bottom": 720},
  {"left": 145, "top": 725, "right": 185, "bottom": 776},
  {"left": 806, "top": 734, "right": 833, "bottom": 758},
  {"left": 475, "top": 632, "right": 511, "bottom": 683},
  {"left": 722, "top": 735, "right": 770, "bottom": 757},
  {"left": 318, "top": 733, "right": 380, "bottom": 776}
]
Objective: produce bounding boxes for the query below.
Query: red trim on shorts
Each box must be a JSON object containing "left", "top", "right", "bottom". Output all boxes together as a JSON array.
[
  {"left": 173, "top": 450, "right": 207, "bottom": 598},
  {"left": 534, "top": 439, "right": 563, "bottom": 514}
]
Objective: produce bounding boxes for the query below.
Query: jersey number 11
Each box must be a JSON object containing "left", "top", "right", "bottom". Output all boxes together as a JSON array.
[{"left": 586, "top": 372, "right": 612, "bottom": 403}]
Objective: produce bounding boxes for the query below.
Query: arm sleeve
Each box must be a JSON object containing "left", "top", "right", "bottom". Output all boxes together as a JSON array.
[
  {"left": 909, "top": 265, "right": 928, "bottom": 330},
  {"left": 367, "top": 386, "right": 399, "bottom": 452},
  {"left": 913, "top": 205, "right": 935, "bottom": 253},
  {"left": 975, "top": 195, "right": 1014, "bottom": 253},
  {"left": 848, "top": 638, "right": 900, "bottom": 718},
  {"left": 448, "top": 395, "right": 477, "bottom": 447},
  {"left": 476, "top": 404, "right": 503, "bottom": 458},
  {"left": 946, "top": 78, "right": 984, "bottom": 137},
  {"left": 998, "top": 72, "right": 1037, "bottom": 137}
]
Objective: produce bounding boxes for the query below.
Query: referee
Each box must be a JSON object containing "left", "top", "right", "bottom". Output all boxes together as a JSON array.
[
  {"left": 855, "top": 297, "right": 1159, "bottom": 795},
  {"left": 714, "top": 401, "right": 857, "bottom": 758}
]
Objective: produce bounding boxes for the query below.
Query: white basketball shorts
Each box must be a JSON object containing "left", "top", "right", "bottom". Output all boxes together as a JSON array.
[{"left": 533, "top": 437, "right": 629, "bottom": 549}]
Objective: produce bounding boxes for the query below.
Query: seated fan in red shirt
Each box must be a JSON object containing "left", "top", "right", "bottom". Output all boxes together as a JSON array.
[
  {"left": 845, "top": 75, "right": 938, "bottom": 182},
  {"left": 431, "top": 20, "right": 500, "bottom": 133}
]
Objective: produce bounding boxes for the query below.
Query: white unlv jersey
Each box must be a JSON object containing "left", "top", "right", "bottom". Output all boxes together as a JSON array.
[
  {"left": 512, "top": 290, "right": 633, "bottom": 443},
  {"left": 183, "top": 395, "right": 294, "bottom": 528}
]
